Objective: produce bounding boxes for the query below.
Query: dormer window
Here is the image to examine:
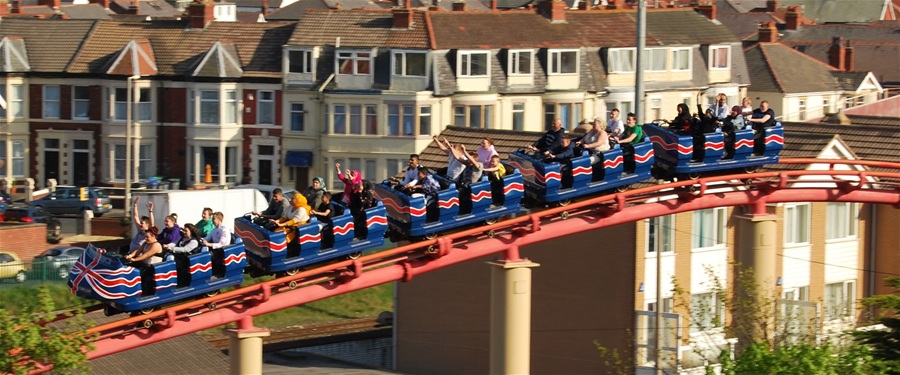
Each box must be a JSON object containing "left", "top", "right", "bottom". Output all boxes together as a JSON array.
[
  {"left": 393, "top": 51, "right": 427, "bottom": 77},
  {"left": 709, "top": 45, "right": 730, "bottom": 70},
  {"left": 509, "top": 49, "right": 533, "bottom": 75},
  {"left": 289, "top": 50, "right": 313, "bottom": 74},
  {"left": 608, "top": 48, "right": 636, "bottom": 73},
  {"left": 458, "top": 50, "right": 489, "bottom": 77},
  {"left": 644, "top": 48, "right": 667, "bottom": 72},
  {"left": 337, "top": 51, "right": 372, "bottom": 75},
  {"left": 548, "top": 49, "right": 578, "bottom": 75}
]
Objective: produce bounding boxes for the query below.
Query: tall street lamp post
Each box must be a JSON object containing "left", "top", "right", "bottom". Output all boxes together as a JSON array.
[{"left": 125, "top": 75, "right": 140, "bottom": 217}]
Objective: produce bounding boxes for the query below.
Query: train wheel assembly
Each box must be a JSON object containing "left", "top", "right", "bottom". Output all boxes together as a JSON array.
[{"left": 347, "top": 251, "right": 362, "bottom": 260}]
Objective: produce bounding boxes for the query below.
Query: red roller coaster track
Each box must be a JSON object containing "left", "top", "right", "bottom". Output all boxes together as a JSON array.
[{"left": 28, "top": 159, "right": 900, "bottom": 373}]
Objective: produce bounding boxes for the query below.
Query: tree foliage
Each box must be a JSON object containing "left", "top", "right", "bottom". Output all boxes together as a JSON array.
[
  {"left": 0, "top": 286, "right": 95, "bottom": 375},
  {"left": 852, "top": 277, "right": 900, "bottom": 375}
]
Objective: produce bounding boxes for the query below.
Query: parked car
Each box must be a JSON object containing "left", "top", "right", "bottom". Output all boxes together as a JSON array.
[
  {"left": 33, "top": 246, "right": 85, "bottom": 280},
  {"left": 0, "top": 251, "right": 26, "bottom": 283},
  {"left": 0, "top": 205, "right": 62, "bottom": 237},
  {"left": 29, "top": 187, "right": 112, "bottom": 217}
]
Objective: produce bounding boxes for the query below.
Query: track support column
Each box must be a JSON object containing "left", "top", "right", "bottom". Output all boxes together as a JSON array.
[
  {"left": 489, "top": 246, "right": 540, "bottom": 375},
  {"left": 736, "top": 204, "right": 779, "bottom": 344},
  {"left": 226, "top": 316, "right": 270, "bottom": 375}
]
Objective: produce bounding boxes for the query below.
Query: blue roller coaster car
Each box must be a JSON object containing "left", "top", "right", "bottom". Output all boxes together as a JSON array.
[
  {"left": 373, "top": 166, "right": 524, "bottom": 239},
  {"left": 508, "top": 140, "right": 655, "bottom": 205},
  {"left": 643, "top": 123, "right": 784, "bottom": 177},
  {"left": 68, "top": 241, "right": 246, "bottom": 315},
  {"left": 235, "top": 201, "right": 388, "bottom": 274}
]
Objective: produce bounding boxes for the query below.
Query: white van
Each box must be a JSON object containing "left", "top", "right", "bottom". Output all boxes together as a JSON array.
[
  {"left": 235, "top": 184, "right": 298, "bottom": 201},
  {"left": 134, "top": 189, "right": 268, "bottom": 230}
]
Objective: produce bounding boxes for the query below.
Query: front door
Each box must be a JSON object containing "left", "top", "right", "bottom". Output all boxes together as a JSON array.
[
  {"left": 73, "top": 140, "right": 90, "bottom": 187},
  {"left": 44, "top": 139, "right": 60, "bottom": 187},
  {"left": 258, "top": 159, "right": 272, "bottom": 185}
]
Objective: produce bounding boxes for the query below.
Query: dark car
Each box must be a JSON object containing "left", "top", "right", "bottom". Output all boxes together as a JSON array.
[
  {"left": 0, "top": 205, "right": 62, "bottom": 237},
  {"left": 34, "top": 246, "right": 85, "bottom": 279},
  {"left": 29, "top": 187, "right": 112, "bottom": 217}
]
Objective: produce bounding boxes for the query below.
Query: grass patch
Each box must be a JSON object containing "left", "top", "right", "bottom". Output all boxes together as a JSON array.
[{"left": 0, "top": 284, "right": 92, "bottom": 313}]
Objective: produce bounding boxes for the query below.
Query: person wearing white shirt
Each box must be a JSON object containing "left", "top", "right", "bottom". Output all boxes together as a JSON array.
[
  {"left": 398, "top": 154, "right": 420, "bottom": 187},
  {"left": 606, "top": 108, "right": 624, "bottom": 137},
  {"left": 709, "top": 93, "right": 730, "bottom": 121},
  {"left": 201, "top": 211, "right": 232, "bottom": 250}
]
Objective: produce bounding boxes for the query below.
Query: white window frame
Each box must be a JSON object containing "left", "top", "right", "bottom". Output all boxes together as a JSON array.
[
  {"left": 690, "top": 292, "right": 725, "bottom": 334},
  {"left": 548, "top": 49, "right": 579, "bottom": 75},
  {"left": 672, "top": 48, "right": 692, "bottom": 71},
  {"left": 824, "top": 280, "right": 856, "bottom": 321},
  {"left": 332, "top": 103, "right": 377, "bottom": 135},
  {"left": 288, "top": 49, "right": 314, "bottom": 74},
  {"left": 608, "top": 48, "right": 636, "bottom": 73},
  {"left": 512, "top": 103, "right": 525, "bottom": 131},
  {"left": 692, "top": 207, "right": 727, "bottom": 250},
  {"left": 453, "top": 104, "right": 493, "bottom": 128},
  {"left": 72, "top": 86, "right": 90, "bottom": 120},
  {"left": 826, "top": 202, "right": 858, "bottom": 240},
  {"left": 644, "top": 48, "right": 667, "bottom": 72},
  {"left": 257, "top": 90, "right": 275, "bottom": 125},
  {"left": 709, "top": 45, "right": 730, "bottom": 70},
  {"left": 336, "top": 50, "right": 372, "bottom": 76},
  {"left": 509, "top": 49, "right": 533, "bottom": 75},
  {"left": 544, "top": 102, "right": 581, "bottom": 131},
  {"left": 458, "top": 50, "right": 490, "bottom": 77},
  {"left": 784, "top": 203, "right": 811, "bottom": 245},
  {"left": 2, "top": 84, "right": 25, "bottom": 119},
  {"left": 137, "top": 87, "right": 151, "bottom": 122},
  {"left": 0, "top": 140, "right": 25, "bottom": 177},
  {"left": 646, "top": 215, "right": 675, "bottom": 253},
  {"left": 392, "top": 50, "right": 427, "bottom": 77},
  {"left": 43, "top": 85, "right": 61, "bottom": 119}
]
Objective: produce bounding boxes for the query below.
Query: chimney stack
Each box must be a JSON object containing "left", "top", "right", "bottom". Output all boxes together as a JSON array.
[
  {"left": 766, "top": 0, "right": 777, "bottom": 12},
  {"left": 844, "top": 40, "right": 854, "bottom": 71},
  {"left": 452, "top": 1, "right": 465, "bottom": 11},
  {"left": 127, "top": 0, "right": 139, "bottom": 14},
  {"left": 785, "top": 5, "right": 800, "bottom": 30},
  {"left": 491, "top": 0, "right": 497, "bottom": 10},
  {"left": 550, "top": 0, "right": 565, "bottom": 22},
  {"left": 607, "top": 0, "right": 624, "bottom": 9},
  {"left": 696, "top": 3, "right": 716, "bottom": 20},
  {"left": 188, "top": 1, "right": 215, "bottom": 29},
  {"left": 261, "top": 0, "right": 268, "bottom": 16},
  {"left": 392, "top": 7, "right": 413, "bottom": 28},
  {"left": 828, "top": 37, "right": 846, "bottom": 70},
  {"left": 757, "top": 21, "right": 777, "bottom": 43},
  {"left": 11, "top": 0, "right": 20, "bottom": 13}
]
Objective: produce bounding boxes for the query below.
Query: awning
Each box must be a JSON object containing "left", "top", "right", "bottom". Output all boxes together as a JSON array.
[{"left": 285, "top": 151, "right": 313, "bottom": 167}]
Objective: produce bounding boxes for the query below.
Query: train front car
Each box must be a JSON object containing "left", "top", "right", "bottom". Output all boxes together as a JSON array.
[
  {"left": 374, "top": 167, "right": 523, "bottom": 240},
  {"left": 644, "top": 123, "right": 784, "bottom": 178},
  {"left": 508, "top": 144, "right": 653, "bottom": 205},
  {"left": 235, "top": 203, "right": 388, "bottom": 275},
  {"left": 68, "top": 243, "right": 245, "bottom": 315}
]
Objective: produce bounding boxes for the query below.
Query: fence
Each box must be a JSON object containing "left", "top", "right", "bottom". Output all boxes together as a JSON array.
[{"left": 0, "top": 258, "right": 75, "bottom": 287}]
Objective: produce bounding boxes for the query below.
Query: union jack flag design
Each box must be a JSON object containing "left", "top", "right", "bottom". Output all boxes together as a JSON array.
[{"left": 69, "top": 245, "right": 141, "bottom": 300}]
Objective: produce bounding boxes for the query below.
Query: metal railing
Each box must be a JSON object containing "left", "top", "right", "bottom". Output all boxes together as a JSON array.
[{"left": 0, "top": 259, "right": 74, "bottom": 287}]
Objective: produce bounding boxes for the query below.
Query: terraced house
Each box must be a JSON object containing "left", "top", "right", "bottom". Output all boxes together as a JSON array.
[{"left": 1, "top": 4, "right": 748, "bottom": 193}]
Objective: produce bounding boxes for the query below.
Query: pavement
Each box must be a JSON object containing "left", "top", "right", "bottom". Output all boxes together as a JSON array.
[{"left": 263, "top": 352, "right": 400, "bottom": 375}]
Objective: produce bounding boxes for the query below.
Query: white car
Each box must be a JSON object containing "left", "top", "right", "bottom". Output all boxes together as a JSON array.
[{"left": 235, "top": 184, "right": 298, "bottom": 201}]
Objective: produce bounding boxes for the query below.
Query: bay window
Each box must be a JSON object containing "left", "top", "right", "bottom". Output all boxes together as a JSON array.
[
  {"left": 454, "top": 104, "right": 493, "bottom": 128},
  {"left": 544, "top": 102, "right": 581, "bottom": 130}
]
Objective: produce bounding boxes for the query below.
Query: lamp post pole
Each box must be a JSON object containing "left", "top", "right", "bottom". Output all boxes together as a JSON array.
[{"left": 125, "top": 75, "right": 140, "bottom": 217}]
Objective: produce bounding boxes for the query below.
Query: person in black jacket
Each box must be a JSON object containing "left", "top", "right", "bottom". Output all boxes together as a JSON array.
[
  {"left": 253, "top": 188, "right": 289, "bottom": 220},
  {"left": 526, "top": 118, "right": 565, "bottom": 154}
]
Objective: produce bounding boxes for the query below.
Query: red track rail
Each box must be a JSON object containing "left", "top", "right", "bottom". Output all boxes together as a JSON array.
[{"left": 31, "top": 159, "right": 900, "bottom": 373}]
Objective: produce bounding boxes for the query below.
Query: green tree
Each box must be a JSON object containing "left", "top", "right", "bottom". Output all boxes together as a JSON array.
[
  {"left": 853, "top": 277, "right": 900, "bottom": 374},
  {"left": 0, "top": 286, "right": 95, "bottom": 375}
]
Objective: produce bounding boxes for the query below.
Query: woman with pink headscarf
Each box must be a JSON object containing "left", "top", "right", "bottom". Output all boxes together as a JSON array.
[{"left": 335, "top": 162, "right": 362, "bottom": 204}]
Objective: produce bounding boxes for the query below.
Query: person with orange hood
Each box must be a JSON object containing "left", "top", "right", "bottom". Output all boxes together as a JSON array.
[{"left": 271, "top": 194, "right": 311, "bottom": 244}]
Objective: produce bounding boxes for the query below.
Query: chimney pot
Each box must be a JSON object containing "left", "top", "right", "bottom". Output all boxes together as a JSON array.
[{"left": 766, "top": 0, "right": 778, "bottom": 12}]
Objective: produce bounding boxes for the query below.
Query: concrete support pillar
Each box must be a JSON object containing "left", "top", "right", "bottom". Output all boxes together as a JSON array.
[
  {"left": 226, "top": 316, "right": 270, "bottom": 375},
  {"left": 489, "top": 248, "right": 539, "bottom": 375},
  {"left": 736, "top": 204, "right": 779, "bottom": 344}
]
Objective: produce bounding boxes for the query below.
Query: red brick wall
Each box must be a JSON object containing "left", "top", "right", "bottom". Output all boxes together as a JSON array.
[
  {"left": 275, "top": 90, "right": 282, "bottom": 125},
  {"left": 243, "top": 90, "right": 257, "bottom": 125},
  {"left": 60, "top": 84, "right": 72, "bottom": 120},
  {"left": 160, "top": 87, "right": 186, "bottom": 124},
  {"left": 89, "top": 85, "right": 103, "bottom": 121},
  {"left": 29, "top": 83, "right": 42, "bottom": 119},
  {"left": 0, "top": 224, "right": 51, "bottom": 260}
]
